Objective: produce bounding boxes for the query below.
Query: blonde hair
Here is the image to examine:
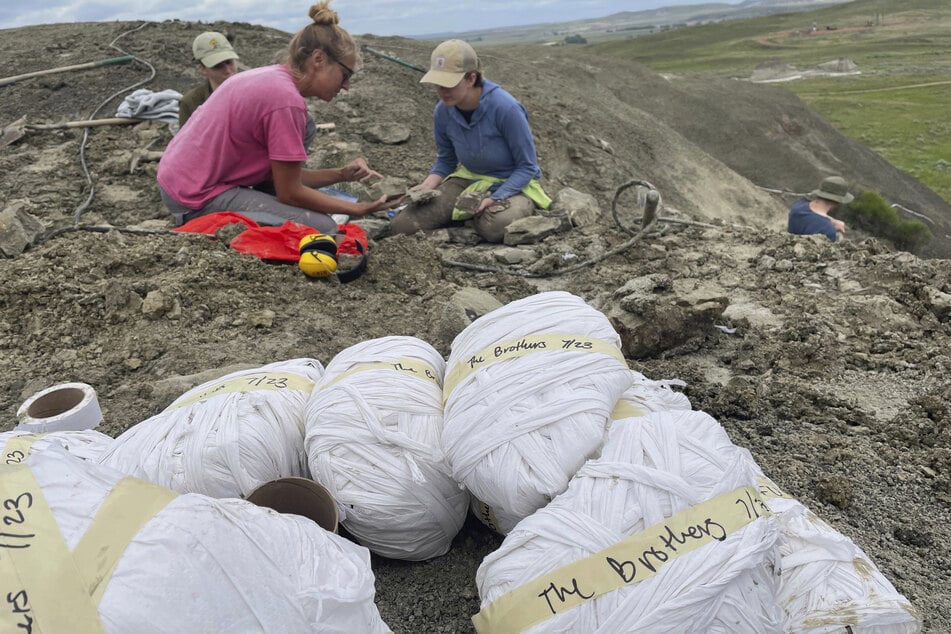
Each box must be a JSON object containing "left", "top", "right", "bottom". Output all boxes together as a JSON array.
[{"left": 285, "top": 0, "right": 357, "bottom": 76}]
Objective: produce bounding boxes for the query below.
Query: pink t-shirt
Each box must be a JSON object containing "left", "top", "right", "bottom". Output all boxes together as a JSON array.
[{"left": 158, "top": 65, "right": 308, "bottom": 209}]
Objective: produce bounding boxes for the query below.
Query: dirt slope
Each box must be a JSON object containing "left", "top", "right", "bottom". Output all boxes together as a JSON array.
[
  {"left": 1, "top": 20, "right": 949, "bottom": 632},
  {"left": 612, "top": 69, "right": 951, "bottom": 257}
]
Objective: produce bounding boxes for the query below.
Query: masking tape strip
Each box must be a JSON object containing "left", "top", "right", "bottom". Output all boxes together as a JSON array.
[
  {"left": 472, "top": 498, "right": 503, "bottom": 535},
  {"left": 166, "top": 371, "right": 316, "bottom": 410},
  {"left": 610, "top": 400, "right": 646, "bottom": 420},
  {"left": 443, "top": 334, "right": 626, "bottom": 403},
  {"left": 321, "top": 358, "right": 442, "bottom": 390},
  {"left": 16, "top": 383, "right": 102, "bottom": 433},
  {"left": 471, "top": 485, "right": 772, "bottom": 634},
  {"left": 0, "top": 464, "right": 107, "bottom": 633},
  {"left": 2, "top": 434, "right": 45, "bottom": 465},
  {"left": 72, "top": 477, "right": 179, "bottom": 605}
]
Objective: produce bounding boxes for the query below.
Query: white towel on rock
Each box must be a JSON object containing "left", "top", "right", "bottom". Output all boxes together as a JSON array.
[{"left": 116, "top": 88, "right": 182, "bottom": 123}]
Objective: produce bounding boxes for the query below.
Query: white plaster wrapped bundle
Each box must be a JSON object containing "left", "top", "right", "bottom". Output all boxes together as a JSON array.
[
  {"left": 753, "top": 472, "right": 921, "bottom": 632},
  {"left": 648, "top": 403, "right": 921, "bottom": 631},
  {"left": 631, "top": 413, "right": 916, "bottom": 632},
  {"left": 767, "top": 497, "right": 921, "bottom": 633},
  {"left": 1, "top": 448, "right": 389, "bottom": 633},
  {"left": 306, "top": 336, "right": 469, "bottom": 560},
  {"left": 98, "top": 358, "right": 322, "bottom": 497},
  {"left": 611, "top": 370, "right": 691, "bottom": 419},
  {"left": 474, "top": 410, "right": 783, "bottom": 633},
  {"left": 1, "top": 429, "right": 114, "bottom": 463},
  {"left": 442, "top": 291, "right": 633, "bottom": 535}
]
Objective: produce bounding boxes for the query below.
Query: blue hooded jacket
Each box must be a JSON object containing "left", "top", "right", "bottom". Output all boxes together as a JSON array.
[{"left": 430, "top": 79, "right": 542, "bottom": 201}]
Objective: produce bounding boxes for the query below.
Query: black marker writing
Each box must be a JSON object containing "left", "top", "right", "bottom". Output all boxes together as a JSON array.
[
  {"left": 494, "top": 338, "right": 547, "bottom": 358},
  {"left": 607, "top": 556, "right": 636, "bottom": 582},
  {"left": 538, "top": 578, "right": 594, "bottom": 615},
  {"left": 466, "top": 354, "right": 485, "bottom": 369},
  {"left": 245, "top": 375, "right": 289, "bottom": 389},
  {"left": 657, "top": 519, "right": 728, "bottom": 552},
  {"left": 735, "top": 489, "right": 769, "bottom": 520},
  {"left": 1, "top": 492, "right": 34, "bottom": 548},
  {"left": 560, "top": 338, "right": 593, "bottom": 350},
  {"left": 4, "top": 450, "right": 25, "bottom": 465},
  {"left": 607, "top": 517, "right": 729, "bottom": 583},
  {"left": 6, "top": 590, "right": 33, "bottom": 633}
]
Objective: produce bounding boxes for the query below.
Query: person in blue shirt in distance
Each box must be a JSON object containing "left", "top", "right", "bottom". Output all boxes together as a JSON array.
[{"left": 788, "top": 175, "right": 853, "bottom": 242}]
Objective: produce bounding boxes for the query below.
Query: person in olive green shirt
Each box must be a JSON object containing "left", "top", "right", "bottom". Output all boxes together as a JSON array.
[
  {"left": 178, "top": 31, "right": 240, "bottom": 128},
  {"left": 177, "top": 31, "right": 318, "bottom": 153}
]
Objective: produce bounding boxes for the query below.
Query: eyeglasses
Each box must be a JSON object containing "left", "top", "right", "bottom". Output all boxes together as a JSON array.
[{"left": 334, "top": 58, "right": 354, "bottom": 84}]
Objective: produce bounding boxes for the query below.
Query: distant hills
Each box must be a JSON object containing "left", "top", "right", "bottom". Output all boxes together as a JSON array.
[{"left": 415, "top": 0, "right": 852, "bottom": 44}]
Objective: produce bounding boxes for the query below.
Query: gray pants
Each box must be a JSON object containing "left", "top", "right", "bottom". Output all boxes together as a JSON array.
[
  {"left": 389, "top": 177, "right": 535, "bottom": 243},
  {"left": 159, "top": 185, "right": 338, "bottom": 235}
]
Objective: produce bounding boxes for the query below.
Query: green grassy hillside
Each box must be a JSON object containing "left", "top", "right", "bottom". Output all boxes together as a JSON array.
[{"left": 593, "top": 0, "right": 951, "bottom": 203}]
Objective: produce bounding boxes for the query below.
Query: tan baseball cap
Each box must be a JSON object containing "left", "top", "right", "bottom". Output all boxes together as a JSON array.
[
  {"left": 192, "top": 32, "right": 239, "bottom": 68},
  {"left": 420, "top": 39, "right": 480, "bottom": 88}
]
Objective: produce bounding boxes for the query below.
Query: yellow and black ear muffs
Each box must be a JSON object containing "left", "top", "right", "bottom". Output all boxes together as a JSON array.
[
  {"left": 335, "top": 238, "right": 367, "bottom": 284},
  {"left": 298, "top": 234, "right": 367, "bottom": 283}
]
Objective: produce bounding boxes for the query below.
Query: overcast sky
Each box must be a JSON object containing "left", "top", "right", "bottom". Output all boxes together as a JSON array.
[{"left": 1, "top": 0, "right": 738, "bottom": 37}]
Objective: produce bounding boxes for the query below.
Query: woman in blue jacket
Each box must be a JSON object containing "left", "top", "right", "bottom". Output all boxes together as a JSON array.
[{"left": 390, "top": 39, "right": 550, "bottom": 243}]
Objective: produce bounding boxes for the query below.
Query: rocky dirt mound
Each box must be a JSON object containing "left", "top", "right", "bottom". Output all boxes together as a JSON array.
[{"left": 1, "top": 19, "right": 949, "bottom": 632}]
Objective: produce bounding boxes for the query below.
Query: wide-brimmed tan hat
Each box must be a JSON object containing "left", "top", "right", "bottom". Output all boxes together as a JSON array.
[
  {"left": 193, "top": 31, "right": 239, "bottom": 68},
  {"left": 810, "top": 175, "right": 854, "bottom": 204},
  {"left": 420, "top": 39, "right": 480, "bottom": 88}
]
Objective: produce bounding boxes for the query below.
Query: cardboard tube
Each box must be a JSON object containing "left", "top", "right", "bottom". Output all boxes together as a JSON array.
[{"left": 246, "top": 477, "right": 340, "bottom": 533}]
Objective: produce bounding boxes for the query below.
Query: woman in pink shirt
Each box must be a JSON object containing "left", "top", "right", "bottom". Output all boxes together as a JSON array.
[{"left": 158, "top": 1, "right": 399, "bottom": 234}]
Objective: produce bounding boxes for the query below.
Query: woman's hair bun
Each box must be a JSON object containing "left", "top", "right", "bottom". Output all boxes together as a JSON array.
[{"left": 309, "top": 0, "right": 340, "bottom": 26}]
